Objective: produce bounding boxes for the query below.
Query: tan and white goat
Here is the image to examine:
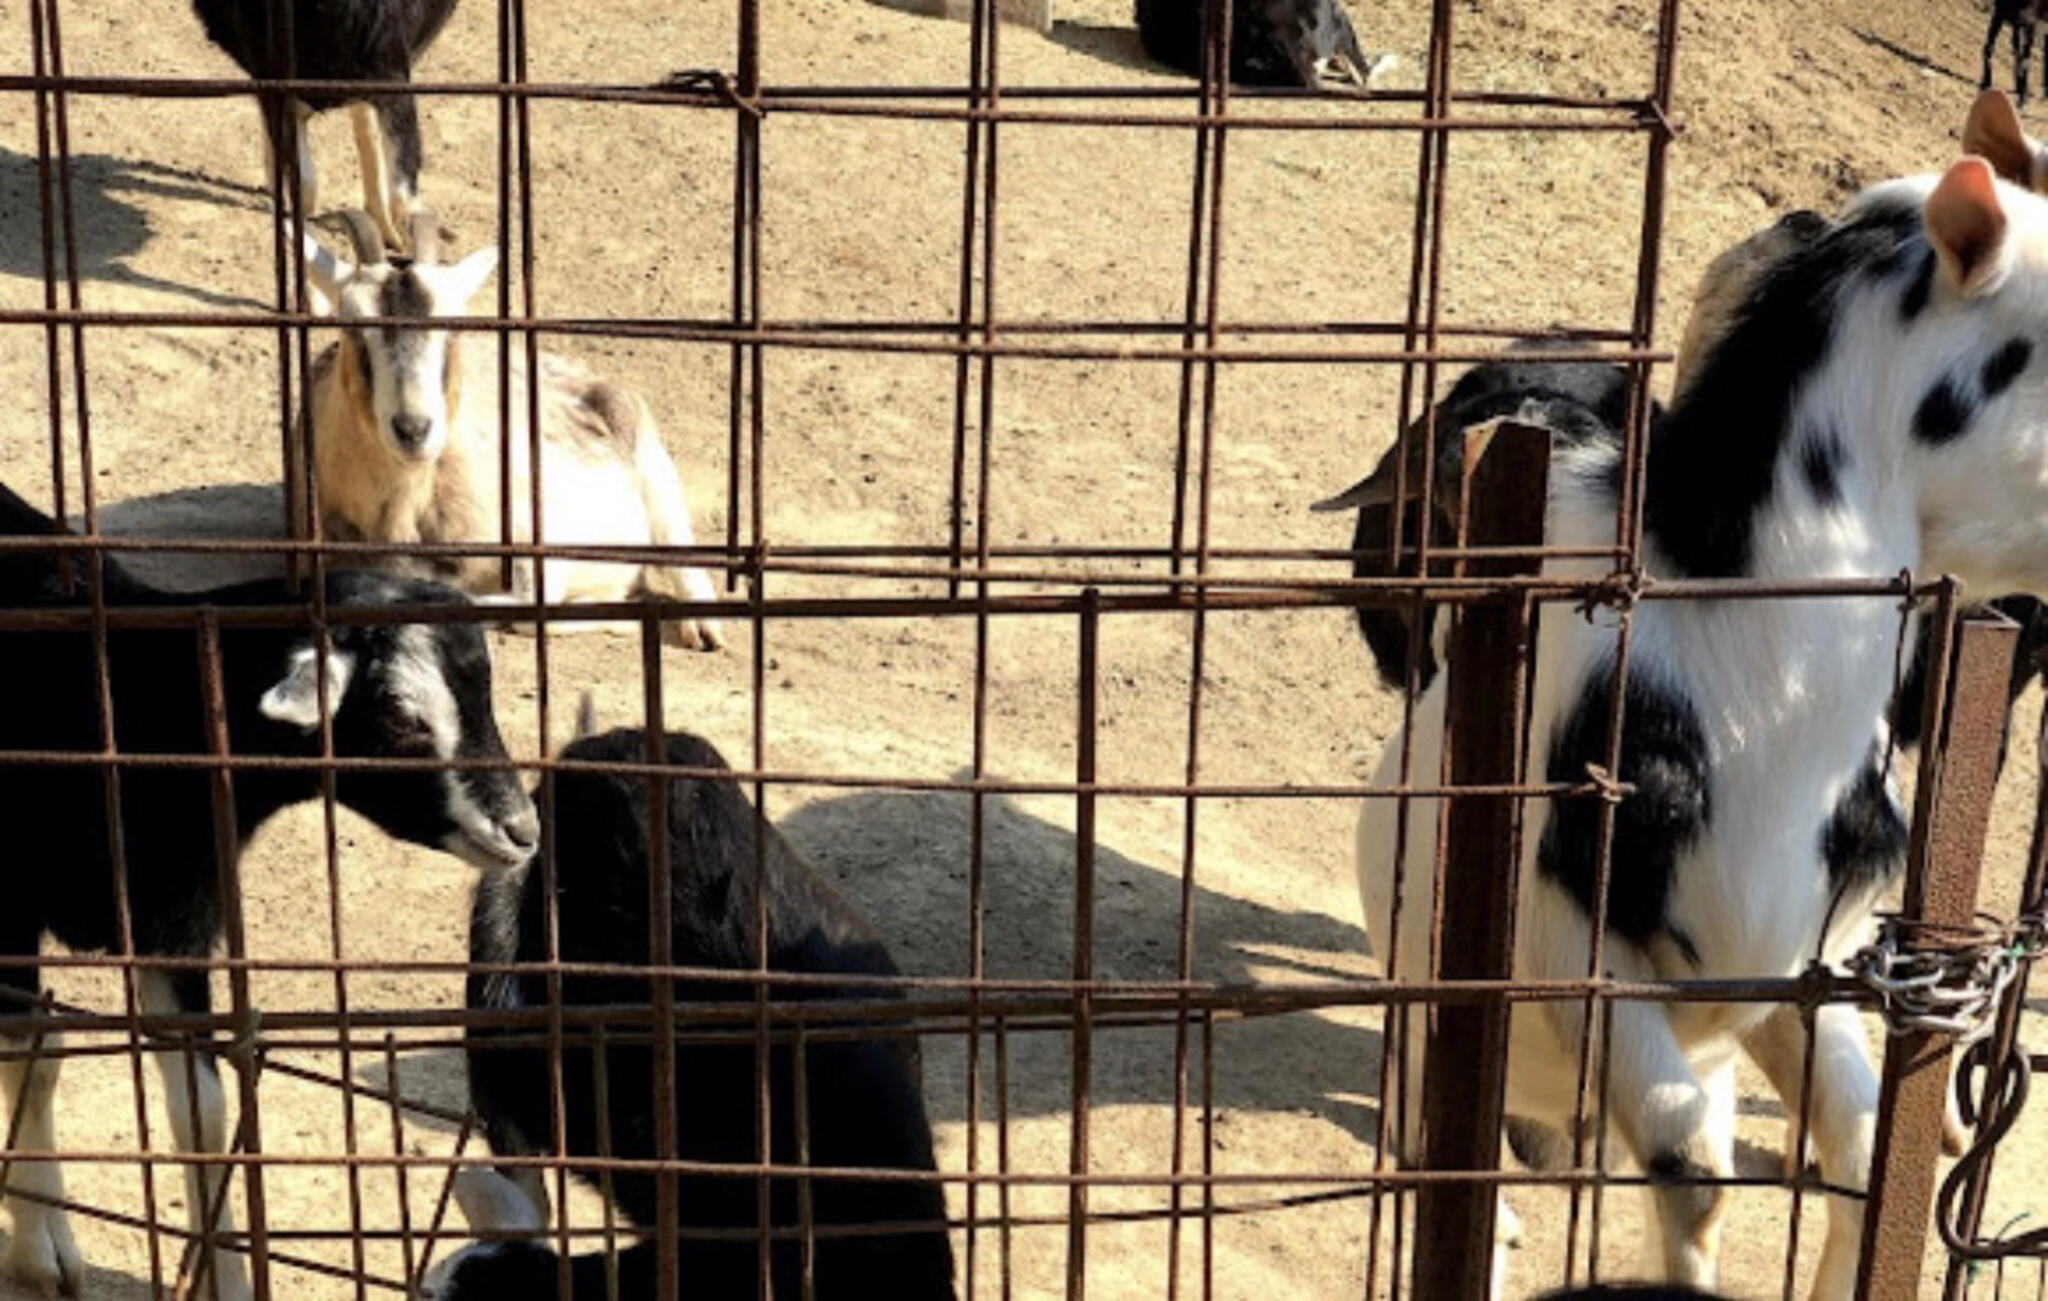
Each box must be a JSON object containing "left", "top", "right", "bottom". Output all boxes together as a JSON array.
[{"left": 295, "top": 211, "right": 724, "bottom": 650}]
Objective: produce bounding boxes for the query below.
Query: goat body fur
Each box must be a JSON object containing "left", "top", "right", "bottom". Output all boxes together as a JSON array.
[
  {"left": 303, "top": 328, "right": 723, "bottom": 648},
  {"left": 424, "top": 725, "right": 957, "bottom": 1299},
  {"left": 0, "top": 480, "right": 533, "bottom": 1301},
  {"left": 1355, "top": 163, "right": 2048, "bottom": 1297}
]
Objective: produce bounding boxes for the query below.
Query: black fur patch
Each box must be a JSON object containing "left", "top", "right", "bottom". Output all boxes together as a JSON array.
[
  {"left": 1913, "top": 377, "right": 1974, "bottom": 445},
  {"left": 1537, "top": 666, "right": 1712, "bottom": 951},
  {"left": 1648, "top": 201, "right": 1924, "bottom": 576},
  {"left": 191, "top": 0, "right": 459, "bottom": 111},
  {"left": 1135, "top": 0, "right": 1371, "bottom": 86},
  {"left": 1982, "top": 337, "right": 2033, "bottom": 397},
  {"left": 1820, "top": 750, "right": 1906, "bottom": 899},
  {"left": 378, "top": 269, "right": 433, "bottom": 319},
  {"left": 1798, "top": 423, "right": 1845, "bottom": 505},
  {"left": 1345, "top": 349, "right": 1647, "bottom": 693},
  {"left": 1898, "top": 250, "right": 1935, "bottom": 323},
  {"left": 1645, "top": 1151, "right": 1717, "bottom": 1184}
]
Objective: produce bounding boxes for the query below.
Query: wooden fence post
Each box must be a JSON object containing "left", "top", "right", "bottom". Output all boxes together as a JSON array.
[{"left": 1412, "top": 417, "right": 1551, "bottom": 1301}]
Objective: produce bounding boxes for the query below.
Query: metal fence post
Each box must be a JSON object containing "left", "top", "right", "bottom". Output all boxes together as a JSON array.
[
  {"left": 1856, "top": 606, "right": 2018, "bottom": 1301},
  {"left": 1413, "top": 417, "right": 1551, "bottom": 1301}
]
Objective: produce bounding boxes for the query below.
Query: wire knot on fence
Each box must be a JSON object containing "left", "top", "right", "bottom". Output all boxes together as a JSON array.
[
  {"left": 1936, "top": 1037, "right": 2046, "bottom": 1263},
  {"left": 1846, "top": 910, "right": 2047, "bottom": 1044},
  {"left": 653, "top": 68, "right": 766, "bottom": 119}
]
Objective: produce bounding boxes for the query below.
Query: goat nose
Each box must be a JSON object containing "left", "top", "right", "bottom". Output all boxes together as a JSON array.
[
  {"left": 502, "top": 805, "right": 540, "bottom": 853},
  {"left": 391, "top": 415, "right": 433, "bottom": 449}
]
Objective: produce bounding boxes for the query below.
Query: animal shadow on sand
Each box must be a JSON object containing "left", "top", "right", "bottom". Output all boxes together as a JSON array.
[
  {"left": 1046, "top": 20, "right": 1163, "bottom": 75},
  {"left": 1845, "top": 26, "right": 1973, "bottom": 87},
  {"left": 364, "top": 783, "right": 1392, "bottom": 1149},
  {"left": 0, "top": 145, "right": 271, "bottom": 309}
]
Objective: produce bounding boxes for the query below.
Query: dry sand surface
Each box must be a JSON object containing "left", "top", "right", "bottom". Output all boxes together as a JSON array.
[{"left": 1, "top": 0, "right": 2046, "bottom": 1296}]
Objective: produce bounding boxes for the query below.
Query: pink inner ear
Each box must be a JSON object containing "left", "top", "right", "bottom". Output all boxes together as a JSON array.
[{"left": 1928, "top": 159, "right": 2008, "bottom": 287}]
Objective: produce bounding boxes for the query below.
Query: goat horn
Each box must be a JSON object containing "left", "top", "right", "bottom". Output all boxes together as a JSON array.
[
  {"left": 408, "top": 209, "right": 441, "bottom": 264},
  {"left": 327, "top": 209, "right": 387, "bottom": 266}
]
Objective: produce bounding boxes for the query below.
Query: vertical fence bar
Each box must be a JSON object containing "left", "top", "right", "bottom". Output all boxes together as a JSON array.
[
  {"left": 1067, "top": 587, "right": 1101, "bottom": 1300},
  {"left": 1858, "top": 607, "right": 2018, "bottom": 1300},
  {"left": 1941, "top": 681, "right": 2048, "bottom": 1298},
  {"left": 197, "top": 611, "right": 273, "bottom": 1300},
  {"left": 1411, "top": 418, "right": 1550, "bottom": 1301}
]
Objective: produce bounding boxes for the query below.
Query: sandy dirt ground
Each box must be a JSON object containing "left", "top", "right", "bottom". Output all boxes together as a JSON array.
[{"left": 1, "top": 0, "right": 2045, "bottom": 1297}]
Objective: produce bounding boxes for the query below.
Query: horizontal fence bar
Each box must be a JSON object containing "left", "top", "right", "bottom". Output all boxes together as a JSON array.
[
  {"left": 0, "top": 72, "right": 1674, "bottom": 131},
  {"left": 0, "top": 307, "right": 1674, "bottom": 363}
]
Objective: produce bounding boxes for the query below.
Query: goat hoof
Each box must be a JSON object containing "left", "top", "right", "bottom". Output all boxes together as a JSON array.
[
  {"left": 4, "top": 1217, "right": 84, "bottom": 1298},
  {"left": 668, "top": 619, "right": 726, "bottom": 652}
]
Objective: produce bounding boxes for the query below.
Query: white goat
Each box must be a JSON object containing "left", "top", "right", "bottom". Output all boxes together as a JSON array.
[
  {"left": 296, "top": 211, "right": 724, "bottom": 650},
  {"left": 1351, "top": 159, "right": 2048, "bottom": 1297}
]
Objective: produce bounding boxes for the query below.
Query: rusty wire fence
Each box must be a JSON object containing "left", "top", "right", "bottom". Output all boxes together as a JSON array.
[{"left": 3, "top": 0, "right": 2047, "bottom": 1298}]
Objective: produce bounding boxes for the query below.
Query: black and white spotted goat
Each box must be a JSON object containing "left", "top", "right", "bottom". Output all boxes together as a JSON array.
[
  {"left": 191, "top": 0, "right": 459, "bottom": 252},
  {"left": 0, "top": 482, "right": 535, "bottom": 1301},
  {"left": 420, "top": 718, "right": 955, "bottom": 1300},
  {"left": 1342, "top": 158, "right": 2048, "bottom": 1297}
]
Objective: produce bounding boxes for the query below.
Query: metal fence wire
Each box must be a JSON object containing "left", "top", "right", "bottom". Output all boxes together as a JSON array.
[{"left": 3, "top": 0, "right": 2047, "bottom": 1298}]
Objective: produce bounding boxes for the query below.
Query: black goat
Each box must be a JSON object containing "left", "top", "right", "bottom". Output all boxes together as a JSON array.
[
  {"left": 427, "top": 724, "right": 956, "bottom": 1300},
  {"left": 1982, "top": 0, "right": 2048, "bottom": 106},
  {"left": 191, "top": 0, "right": 460, "bottom": 252},
  {"left": 1983, "top": 0, "right": 2048, "bottom": 107},
  {"left": 1134, "top": 0, "right": 1385, "bottom": 87},
  {"left": 0, "top": 480, "right": 534, "bottom": 1301},
  {"left": 1314, "top": 342, "right": 1650, "bottom": 693}
]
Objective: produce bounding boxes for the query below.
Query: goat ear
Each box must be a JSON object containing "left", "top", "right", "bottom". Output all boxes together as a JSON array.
[
  {"left": 1926, "top": 157, "right": 2012, "bottom": 297},
  {"left": 1964, "top": 90, "right": 2044, "bottom": 191},
  {"left": 438, "top": 246, "right": 500, "bottom": 311},
  {"left": 258, "top": 644, "right": 357, "bottom": 731},
  {"left": 301, "top": 232, "right": 348, "bottom": 309},
  {"left": 1312, "top": 472, "right": 1394, "bottom": 513},
  {"left": 451, "top": 1168, "right": 545, "bottom": 1236}
]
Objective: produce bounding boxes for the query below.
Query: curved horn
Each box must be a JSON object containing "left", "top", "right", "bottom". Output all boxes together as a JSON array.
[
  {"left": 328, "top": 208, "right": 387, "bottom": 266},
  {"left": 407, "top": 209, "right": 442, "bottom": 265}
]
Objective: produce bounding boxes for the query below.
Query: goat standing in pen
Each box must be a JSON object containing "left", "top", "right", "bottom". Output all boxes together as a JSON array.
[
  {"left": 1982, "top": 0, "right": 2048, "bottom": 107},
  {"left": 191, "top": 0, "right": 458, "bottom": 252},
  {"left": 0, "top": 482, "right": 536, "bottom": 1301},
  {"left": 295, "top": 211, "right": 724, "bottom": 650},
  {"left": 1343, "top": 158, "right": 2048, "bottom": 1297},
  {"left": 419, "top": 715, "right": 956, "bottom": 1300}
]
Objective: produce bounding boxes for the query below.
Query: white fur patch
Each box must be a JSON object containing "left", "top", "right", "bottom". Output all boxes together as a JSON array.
[{"left": 259, "top": 644, "right": 357, "bottom": 731}]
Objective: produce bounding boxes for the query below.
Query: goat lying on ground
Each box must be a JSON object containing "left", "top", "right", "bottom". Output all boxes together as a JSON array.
[
  {"left": 1344, "top": 159, "right": 2048, "bottom": 1296},
  {"left": 0, "top": 481, "right": 535, "bottom": 1301},
  {"left": 296, "top": 211, "right": 724, "bottom": 651},
  {"left": 191, "top": 0, "right": 458, "bottom": 252},
  {"left": 1134, "top": 0, "right": 1391, "bottom": 87},
  {"left": 420, "top": 719, "right": 955, "bottom": 1299}
]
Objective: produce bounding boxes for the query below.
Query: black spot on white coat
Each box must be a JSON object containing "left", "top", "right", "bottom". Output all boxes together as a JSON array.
[
  {"left": 1898, "top": 249, "right": 1936, "bottom": 324},
  {"left": 1982, "top": 337, "right": 2034, "bottom": 397},
  {"left": 1648, "top": 201, "right": 1923, "bottom": 576},
  {"left": 1798, "top": 423, "right": 1846, "bottom": 505},
  {"left": 1913, "top": 376, "right": 1975, "bottom": 445},
  {"left": 1536, "top": 666, "right": 1712, "bottom": 955},
  {"left": 1819, "top": 749, "right": 1907, "bottom": 899}
]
